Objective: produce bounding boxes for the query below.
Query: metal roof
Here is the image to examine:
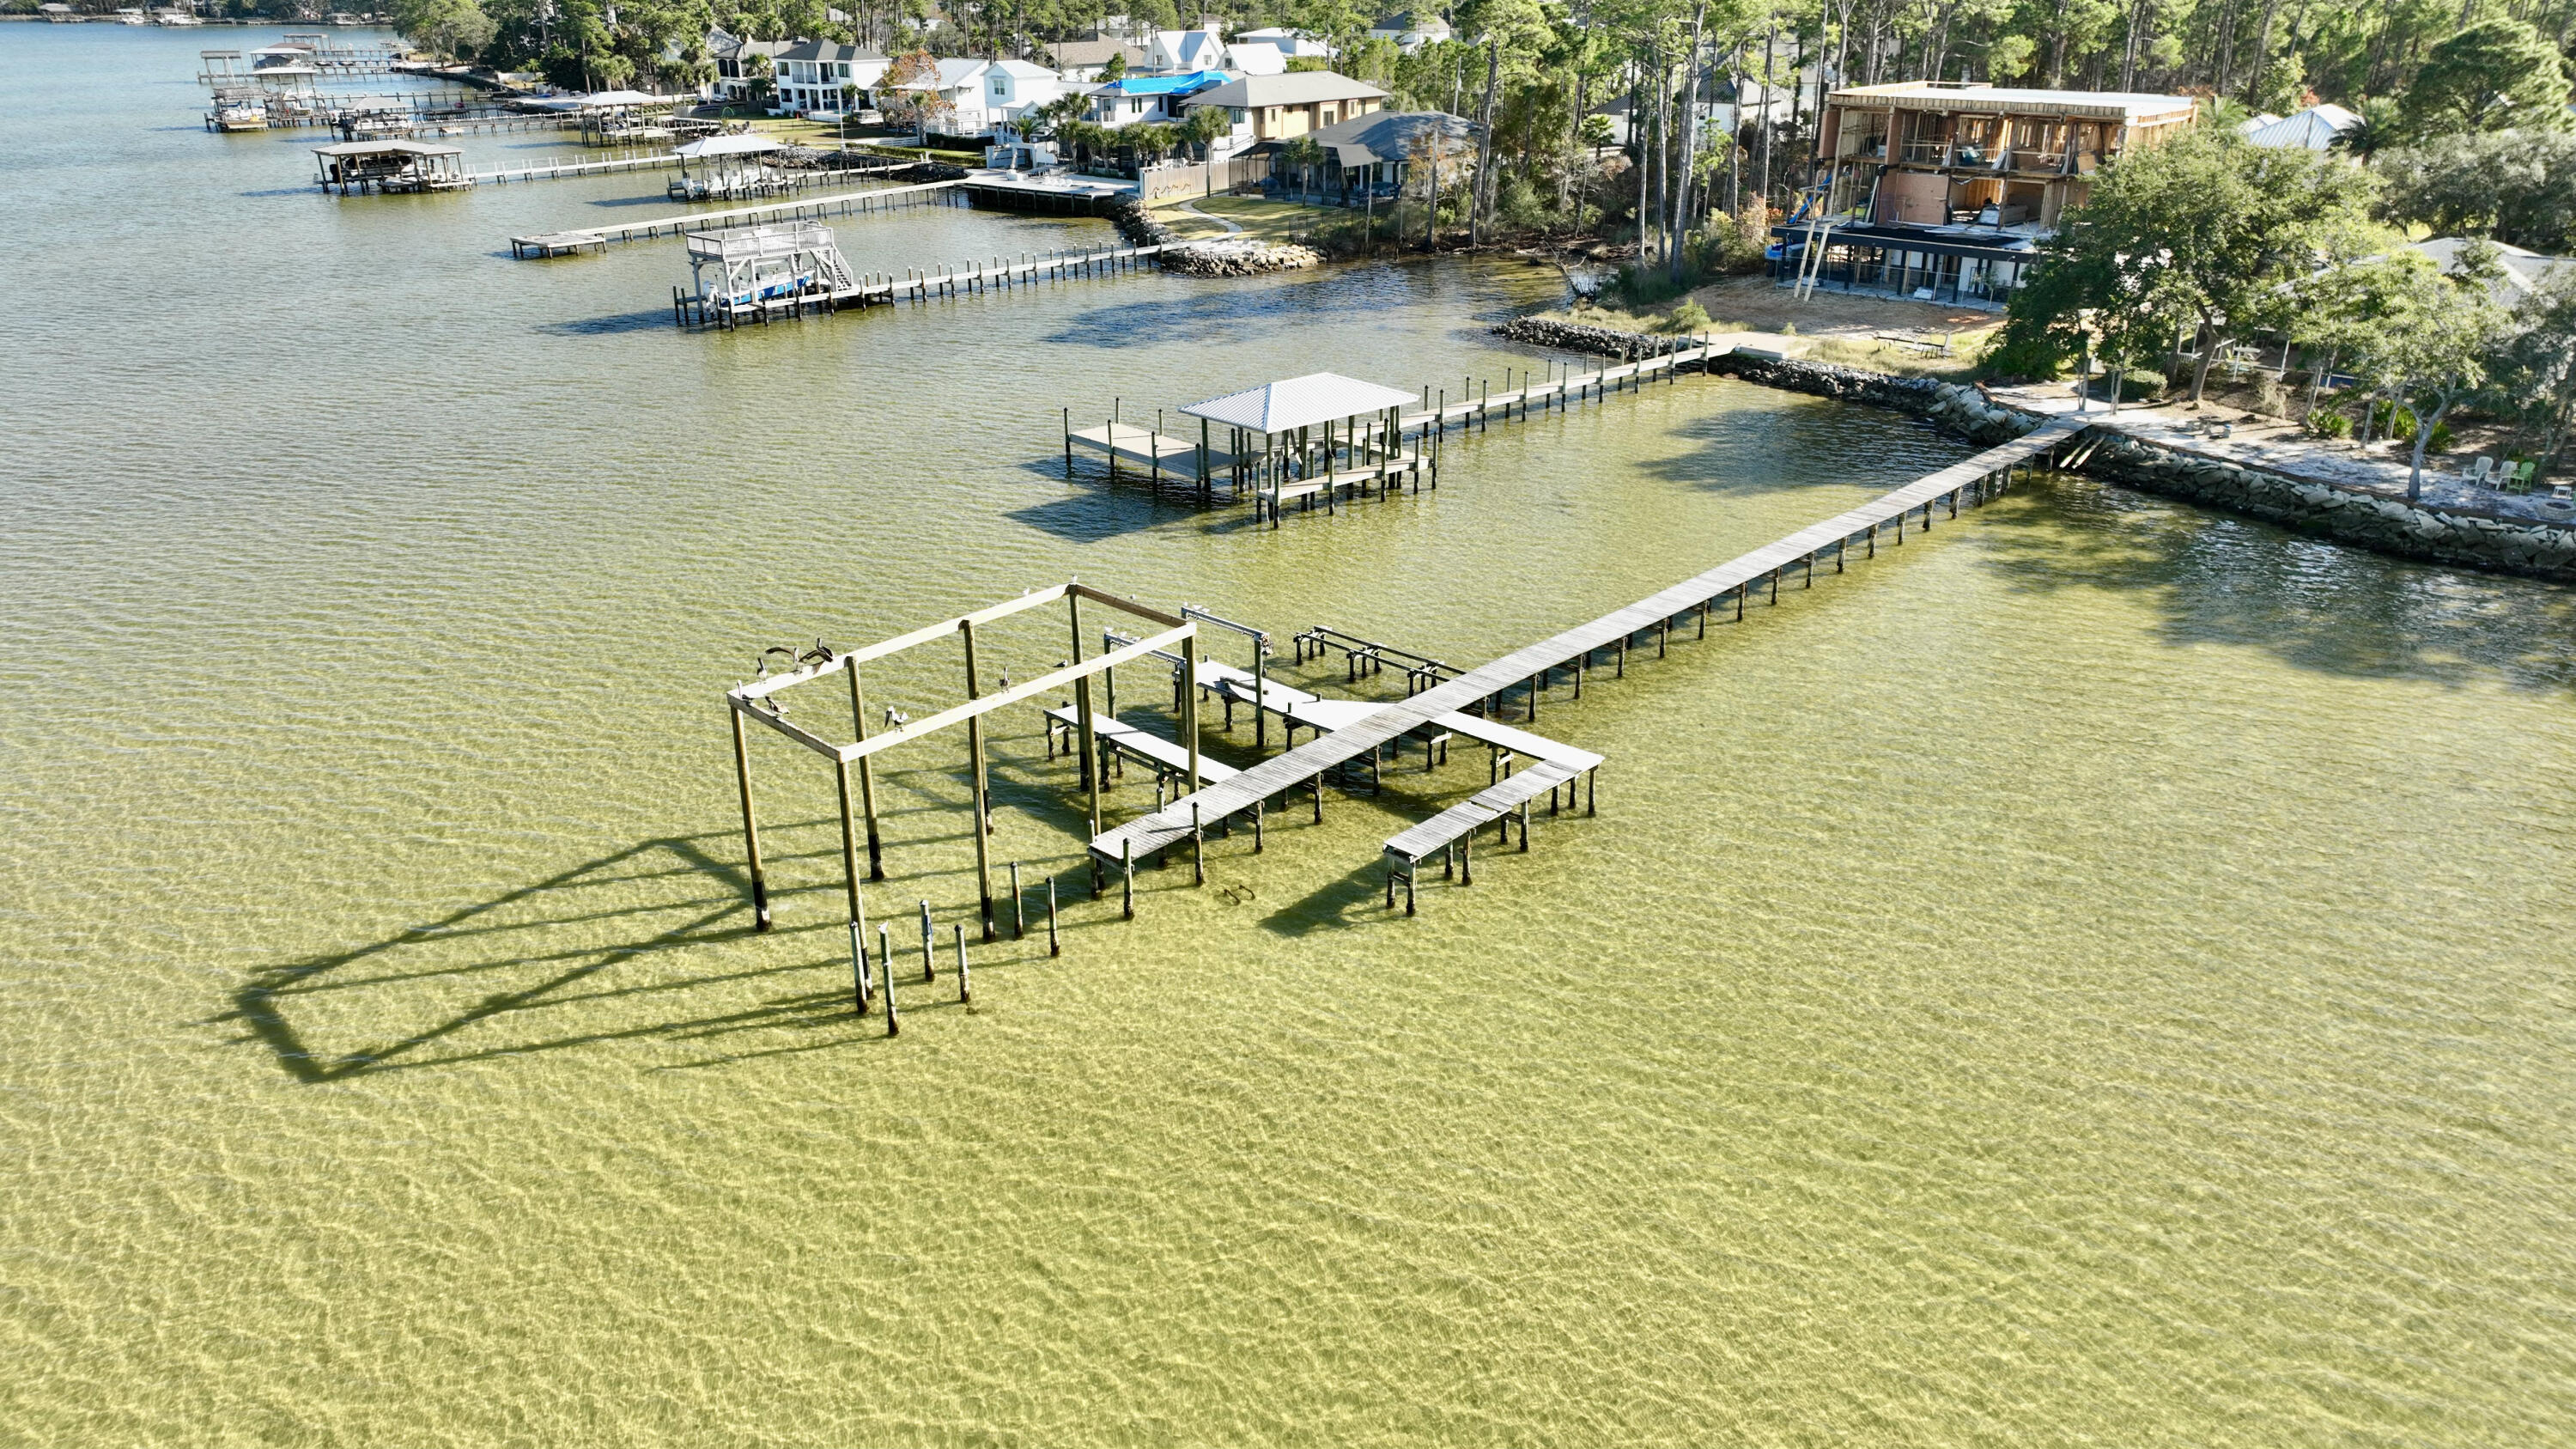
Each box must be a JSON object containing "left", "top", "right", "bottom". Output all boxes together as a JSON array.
[
  {"left": 1182, "top": 71, "right": 1390, "bottom": 110},
  {"left": 675, "top": 132, "right": 786, "bottom": 158},
  {"left": 312, "top": 140, "right": 465, "bottom": 157},
  {"left": 1826, "top": 82, "right": 2198, "bottom": 122},
  {"left": 1182, "top": 373, "right": 1422, "bottom": 434}
]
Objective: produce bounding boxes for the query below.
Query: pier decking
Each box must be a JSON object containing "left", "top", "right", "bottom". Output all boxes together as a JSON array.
[
  {"left": 1087, "top": 417, "right": 2099, "bottom": 892},
  {"left": 511, "top": 176, "right": 965, "bottom": 257},
  {"left": 674, "top": 240, "right": 1176, "bottom": 327}
]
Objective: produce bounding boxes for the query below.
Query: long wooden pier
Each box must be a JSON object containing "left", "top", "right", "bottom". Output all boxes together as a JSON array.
[
  {"left": 511, "top": 176, "right": 964, "bottom": 257},
  {"left": 1085, "top": 416, "right": 2104, "bottom": 904},
  {"left": 674, "top": 240, "right": 1176, "bottom": 328}
]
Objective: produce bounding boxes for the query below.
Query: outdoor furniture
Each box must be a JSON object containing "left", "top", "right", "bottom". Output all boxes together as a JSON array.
[
  {"left": 2465, "top": 456, "right": 2495, "bottom": 487},
  {"left": 2503, "top": 460, "right": 2537, "bottom": 493},
  {"left": 2555, "top": 481, "right": 2572, "bottom": 501}
]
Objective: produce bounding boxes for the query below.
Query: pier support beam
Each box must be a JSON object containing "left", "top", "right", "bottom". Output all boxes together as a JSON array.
[{"left": 730, "top": 709, "right": 771, "bottom": 931}]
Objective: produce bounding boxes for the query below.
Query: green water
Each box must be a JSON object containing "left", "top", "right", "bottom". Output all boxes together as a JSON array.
[{"left": 7, "top": 26, "right": 2575, "bottom": 1446}]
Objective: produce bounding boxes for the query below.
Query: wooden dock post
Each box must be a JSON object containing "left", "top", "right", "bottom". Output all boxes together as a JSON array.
[
  {"left": 851, "top": 919, "right": 871, "bottom": 1014},
  {"left": 920, "top": 899, "right": 936, "bottom": 982},
  {"left": 832, "top": 752, "right": 869, "bottom": 978},
  {"left": 1253, "top": 795, "right": 1265, "bottom": 853},
  {"left": 961, "top": 618, "right": 997, "bottom": 941},
  {"left": 1047, "top": 878, "right": 1060, "bottom": 956},
  {"left": 954, "top": 923, "right": 969, "bottom": 1003},
  {"left": 1192, "top": 802, "right": 1205, "bottom": 885},
  {"left": 846, "top": 667, "right": 884, "bottom": 879},
  {"left": 728, "top": 709, "right": 772, "bottom": 931},
  {"left": 1063, "top": 408, "right": 1072, "bottom": 477},
  {"left": 1121, "top": 838, "right": 1134, "bottom": 919},
  {"left": 1460, "top": 829, "right": 1473, "bottom": 885},
  {"left": 1011, "top": 861, "right": 1024, "bottom": 939},
  {"left": 882, "top": 923, "right": 899, "bottom": 1037}
]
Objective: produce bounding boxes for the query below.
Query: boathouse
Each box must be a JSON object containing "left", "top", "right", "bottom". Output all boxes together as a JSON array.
[{"left": 312, "top": 140, "right": 468, "bottom": 194}]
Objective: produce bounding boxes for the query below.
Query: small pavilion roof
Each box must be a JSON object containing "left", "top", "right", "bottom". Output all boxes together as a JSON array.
[
  {"left": 676, "top": 132, "right": 786, "bottom": 158},
  {"left": 1182, "top": 373, "right": 1420, "bottom": 434}
]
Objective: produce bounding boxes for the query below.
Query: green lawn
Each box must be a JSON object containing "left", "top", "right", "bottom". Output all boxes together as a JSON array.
[{"left": 1163, "top": 195, "right": 1344, "bottom": 245}]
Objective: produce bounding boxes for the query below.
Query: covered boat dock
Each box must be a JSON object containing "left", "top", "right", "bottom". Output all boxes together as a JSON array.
[{"left": 313, "top": 140, "right": 469, "bottom": 194}]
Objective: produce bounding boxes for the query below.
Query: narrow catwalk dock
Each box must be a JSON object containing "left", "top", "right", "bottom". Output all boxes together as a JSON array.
[
  {"left": 510, "top": 176, "right": 963, "bottom": 256},
  {"left": 1086, "top": 416, "right": 2101, "bottom": 895},
  {"left": 674, "top": 240, "right": 1176, "bottom": 327}
]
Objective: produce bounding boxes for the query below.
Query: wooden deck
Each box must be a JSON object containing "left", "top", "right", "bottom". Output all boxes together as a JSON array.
[{"left": 1087, "top": 417, "right": 2097, "bottom": 878}]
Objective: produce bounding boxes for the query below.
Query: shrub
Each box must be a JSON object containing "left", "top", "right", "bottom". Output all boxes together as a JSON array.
[
  {"left": 2308, "top": 408, "right": 2354, "bottom": 439},
  {"left": 1664, "top": 300, "right": 1713, "bottom": 332}
]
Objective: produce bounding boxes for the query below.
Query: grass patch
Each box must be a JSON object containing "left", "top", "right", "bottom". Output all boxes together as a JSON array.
[
  {"left": 1185, "top": 196, "right": 1341, "bottom": 246},
  {"left": 1806, "top": 334, "right": 1991, "bottom": 381}
]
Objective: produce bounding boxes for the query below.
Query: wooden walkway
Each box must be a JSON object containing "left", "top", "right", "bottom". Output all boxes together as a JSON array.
[
  {"left": 466, "top": 149, "right": 680, "bottom": 185},
  {"left": 676, "top": 241, "right": 1176, "bottom": 328},
  {"left": 511, "top": 176, "right": 963, "bottom": 257},
  {"left": 1086, "top": 416, "right": 2099, "bottom": 890}
]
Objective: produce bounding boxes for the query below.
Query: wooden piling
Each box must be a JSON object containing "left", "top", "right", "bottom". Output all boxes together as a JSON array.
[
  {"left": 1121, "top": 838, "right": 1134, "bottom": 919},
  {"left": 1011, "top": 861, "right": 1024, "bottom": 939},
  {"left": 919, "top": 898, "right": 935, "bottom": 982},
  {"left": 954, "top": 923, "right": 969, "bottom": 1003},
  {"left": 728, "top": 708, "right": 771, "bottom": 931},
  {"left": 1046, "top": 877, "right": 1060, "bottom": 957},
  {"left": 882, "top": 922, "right": 899, "bottom": 1037},
  {"left": 961, "top": 618, "right": 997, "bottom": 941}
]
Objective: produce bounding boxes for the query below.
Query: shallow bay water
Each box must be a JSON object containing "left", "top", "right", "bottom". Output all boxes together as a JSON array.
[{"left": 4, "top": 26, "right": 2574, "bottom": 1447}]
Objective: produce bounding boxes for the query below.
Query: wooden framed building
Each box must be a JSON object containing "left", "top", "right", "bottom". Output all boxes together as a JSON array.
[
  {"left": 1774, "top": 81, "right": 2198, "bottom": 309},
  {"left": 1809, "top": 81, "right": 2198, "bottom": 229}
]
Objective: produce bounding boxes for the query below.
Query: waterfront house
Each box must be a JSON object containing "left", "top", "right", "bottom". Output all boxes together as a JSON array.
[
  {"left": 1182, "top": 71, "right": 1389, "bottom": 154},
  {"left": 771, "top": 40, "right": 890, "bottom": 114},
  {"left": 1085, "top": 70, "right": 1233, "bottom": 129},
  {"left": 887, "top": 58, "right": 1062, "bottom": 139},
  {"left": 709, "top": 32, "right": 791, "bottom": 107},
  {"left": 978, "top": 58, "right": 1069, "bottom": 127},
  {"left": 1777, "top": 80, "right": 2199, "bottom": 308},
  {"left": 1267, "top": 110, "right": 1475, "bottom": 205}
]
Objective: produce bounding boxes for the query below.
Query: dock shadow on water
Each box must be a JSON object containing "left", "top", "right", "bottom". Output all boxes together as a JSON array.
[
  {"left": 214, "top": 828, "right": 872, "bottom": 1082},
  {"left": 539, "top": 308, "right": 693, "bottom": 338}
]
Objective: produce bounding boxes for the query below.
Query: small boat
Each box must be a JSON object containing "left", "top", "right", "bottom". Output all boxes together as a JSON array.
[{"left": 213, "top": 102, "right": 269, "bottom": 131}]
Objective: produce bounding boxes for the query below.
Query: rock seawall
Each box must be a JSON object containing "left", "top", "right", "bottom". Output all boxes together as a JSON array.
[
  {"left": 1711, "top": 355, "right": 2037, "bottom": 446},
  {"left": 1492, "top": 317, "right": 2576, "bottom": 583},
  {"left": 1492, "top": 317, "right": 1679, "bottom": 361},
  {"left": 2083, "top": 434, "right": 2576, "bottom": 583},
  {"left": 1109, "top": 198, "right": 1174, "bottom": 247},
  {"left": 1163, "top": 238, "right": 1325, "bottom": 277}
]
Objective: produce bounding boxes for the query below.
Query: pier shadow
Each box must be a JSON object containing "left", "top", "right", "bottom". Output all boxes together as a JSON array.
[
  {"left": 212, "top": 826, "right": 889, "bottom": 1083},
  {"left": 1973, "top": 478, "right": 2576, "bottom": 691},
  {"left": 1005, "top": 478, "right": 1208, "bottom": 542},
  {"left": 540, "top": 308, "right": 690, "bottom": 338}
]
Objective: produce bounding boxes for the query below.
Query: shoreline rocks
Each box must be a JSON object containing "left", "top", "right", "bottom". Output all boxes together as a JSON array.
[
  {"left": 1488, "top": 318, "right": 2576, "bottom": 584},
  {"left": 1163, "top": 238, "right": 1325, "bottom": 277}
]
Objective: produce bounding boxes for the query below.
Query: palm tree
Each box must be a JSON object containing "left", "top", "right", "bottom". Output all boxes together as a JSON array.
[
  {"left": 2328, "top": 98, "right": 2403, "bottom": 162},
  {"left": 1280, "top": 135, "right": 1326, "bottom": 204}
]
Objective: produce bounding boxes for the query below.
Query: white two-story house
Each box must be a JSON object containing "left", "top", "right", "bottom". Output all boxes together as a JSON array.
[{"left": 769, "top": 40, "right": 890, "bottom": 114}]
